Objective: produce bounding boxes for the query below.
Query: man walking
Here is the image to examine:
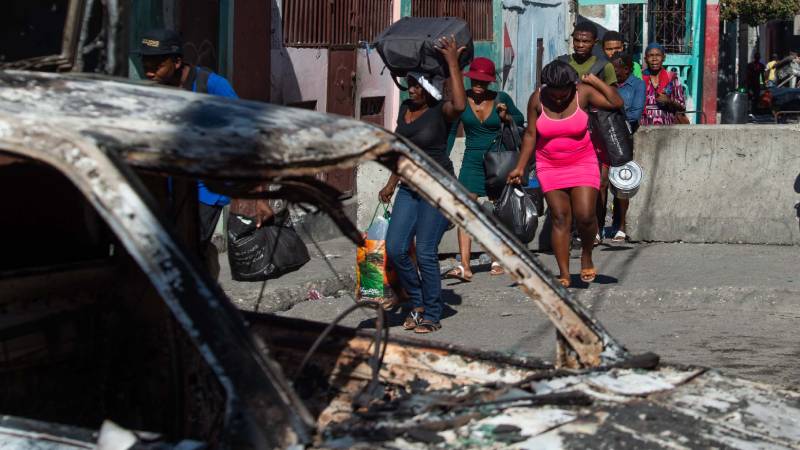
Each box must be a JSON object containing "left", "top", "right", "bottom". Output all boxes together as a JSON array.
[
  {"left": 558, "top": 21, "right": 617, "bottom": 86},
  {"left": 138, "top": 29, "right": 272, "bottom": 273},
  {"left": 138, "top": 28, "right": 237, "bottom": 249},
  {"left": 608, "top": 52, "right": 645, "bottom": 242}
]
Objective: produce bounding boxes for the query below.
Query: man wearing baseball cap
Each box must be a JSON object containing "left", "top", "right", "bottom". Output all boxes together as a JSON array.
[{"left": 137, "top": 29, "right": 271, "bottom": 273}]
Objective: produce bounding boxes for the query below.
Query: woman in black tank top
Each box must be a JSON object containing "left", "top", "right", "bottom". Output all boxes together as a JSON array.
[{"left": 378, "top": 36, "right": 467, "bottom": 334}]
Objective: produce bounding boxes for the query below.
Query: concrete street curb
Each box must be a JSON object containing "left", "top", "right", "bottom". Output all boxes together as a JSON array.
[{"left": 229, "top": 274, "right": 356, "bottom": 314}]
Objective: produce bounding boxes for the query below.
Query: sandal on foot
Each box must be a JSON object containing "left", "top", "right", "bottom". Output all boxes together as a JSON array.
[
  {"left": 403, "top": 310, "right": 423, "bottom": 330},
  {"left": 444, "top": 264, "right": 472, "bottom": 282},
  {"left": 580, "top": 268, "right": 597, "bottom": 283},
  {"left": 611, "top": 230, "right": 628, "bottom": 243},
  {"left": 558, "top": 277, "right": 571, "bottom": 288},
  {"left": 593, "top": 233, "right": 602, "bottom": 246},
  {"left": 489, "top": 262, "right": 505, "bottom": 276},
  {"left": 414, "top": 320, "right": 442, "bottom": 334}
]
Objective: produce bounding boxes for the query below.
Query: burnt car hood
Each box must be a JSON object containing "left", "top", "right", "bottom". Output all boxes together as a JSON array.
[{"left": 0, "top": 70, "right": 394, "bottom": 180}]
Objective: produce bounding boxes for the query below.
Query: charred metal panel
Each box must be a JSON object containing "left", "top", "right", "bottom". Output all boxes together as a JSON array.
[{"left": 0, "top": 112, "right": 315, "bottom": 446}]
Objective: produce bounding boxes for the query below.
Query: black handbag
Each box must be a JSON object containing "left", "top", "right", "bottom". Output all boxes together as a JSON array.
[
  {"left": 589, "top": 109, "right": 634, "bottom": 167},
  {"left": 227, "top": 211, "right": 310, "bottom": 282},
  {"left": 483, "top": 121, "right": 529, "bottom": 199}
]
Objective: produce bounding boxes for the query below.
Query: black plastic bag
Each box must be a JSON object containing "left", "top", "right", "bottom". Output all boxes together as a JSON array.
[
  {"left": 484, "top": 122, "right": 529, "bottom": 199},
  {"left": 493, "top": 184, "right": 538, "bottom": 244},
  {"left": 374, "top": 17, "right": 473, "bottom": 80},
  {"left": 590, "top": 109, "right": 633, "bottom": 167},
  {"left": 227, "top": 212, "right": 310, "bottom": 282}
]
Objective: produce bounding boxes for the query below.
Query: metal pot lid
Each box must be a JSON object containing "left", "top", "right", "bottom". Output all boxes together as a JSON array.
[{"left": 609, "top": 160, "right": 643, "bottom": 190}]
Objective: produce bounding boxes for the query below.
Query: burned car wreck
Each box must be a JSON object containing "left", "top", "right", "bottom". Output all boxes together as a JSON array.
[{"left": 0, "top": 71, "right": 798, "bottom": 449}]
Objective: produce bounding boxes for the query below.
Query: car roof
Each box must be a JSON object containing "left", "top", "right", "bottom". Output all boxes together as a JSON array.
[{"left": 0, "top": 70, "right": 395, "bottom": 179}]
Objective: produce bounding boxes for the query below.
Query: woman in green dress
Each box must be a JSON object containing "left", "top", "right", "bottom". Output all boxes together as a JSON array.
[{"left": 445, "top": 57, "right": 525, "bottom": 281}]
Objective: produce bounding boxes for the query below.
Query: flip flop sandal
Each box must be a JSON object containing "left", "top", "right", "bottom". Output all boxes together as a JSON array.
[
  {"left": 414, "top": 320, "right": 442, "bottom": 334},
  {"left": 580, "top": 268, "right": 597, "bottom": 283},
  {"left": 403, "top": 310, "right": 423, "bottom": 330},
  {"left": 558, "top": 277, "right": 571, "bottom": 288},
  {"left": 611, "top": 230, "right": 628, "bottom": 243},
  {"left": 444, "top": 264, "right": 472, "bottom": 282},
  {"left": 593, "top": 233, "right": 602, "bottom": 246},
  {"left": 489, "top": 262, "right": 505, "bottom": 276}
]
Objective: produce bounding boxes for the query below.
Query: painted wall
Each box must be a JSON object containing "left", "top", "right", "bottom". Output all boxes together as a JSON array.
[
  {"left": 355, "top": 47, "right": 396, "bottom": 129},
  {"left": 502, "top": 0, "right": 570, "bottom": 109},
  {"left": 579, "top": 4, "right": 619, "bottom": 32},
  {"left": 270, "top": 47, "right": 329, "bottom": 111}
]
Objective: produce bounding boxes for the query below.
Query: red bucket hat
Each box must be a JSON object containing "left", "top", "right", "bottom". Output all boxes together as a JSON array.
[{"left": 463, "top": 57, "right": 497, "bottom": 82}]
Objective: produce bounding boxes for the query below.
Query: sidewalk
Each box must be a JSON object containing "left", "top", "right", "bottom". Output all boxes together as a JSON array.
[{"left": 217, "top": 236, "right": 357, "bottom": 313}]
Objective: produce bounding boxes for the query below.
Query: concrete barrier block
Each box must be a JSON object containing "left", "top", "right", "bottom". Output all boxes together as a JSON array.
[{"left": 628, "top": 125, "right": 800, "bottom": 245}]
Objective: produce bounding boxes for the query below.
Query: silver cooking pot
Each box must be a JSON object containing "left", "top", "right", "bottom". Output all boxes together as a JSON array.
[{"left": 609, "top": 161, "right": 643, "bottom": 199}]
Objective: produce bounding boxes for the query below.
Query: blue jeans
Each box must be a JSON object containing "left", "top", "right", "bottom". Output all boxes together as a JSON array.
[{"left": 386, "top": 185, "right": 450, "bottom": 323}]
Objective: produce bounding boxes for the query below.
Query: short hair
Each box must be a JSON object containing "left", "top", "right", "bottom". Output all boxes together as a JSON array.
[
  {"left": 602, "top": 31, "right": 625, "bottom": 44},
  {"left": 542, "top": 60, "right": 579, "bottom": 88},
  {"left": 573, "top": 21, "right": 599, "bottom": 39},
  {"left": 609, "top": 51, "right": 633, "bottom": 69}
]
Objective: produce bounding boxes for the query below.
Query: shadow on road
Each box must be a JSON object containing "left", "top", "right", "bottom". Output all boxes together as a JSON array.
[
  {"left": 600, "top": 244, "right": 634, "bottom": 252},
  {"left": 356, "top": 289, "right": 462, "bottom": 329}
]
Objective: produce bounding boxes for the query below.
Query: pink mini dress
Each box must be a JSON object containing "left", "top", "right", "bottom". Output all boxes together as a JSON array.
[{"left": 534, "top": 92, "right": 600, "bottom": 193}]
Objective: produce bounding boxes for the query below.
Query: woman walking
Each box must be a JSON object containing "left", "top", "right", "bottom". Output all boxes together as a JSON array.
[
  {"left": 507, "top": 61, "right": 623, "bottom": 287},
  {"left": 444, "top": 57, "right": 525, "bottom": 282},
  {"left": 378, "top": 36, "right": 466, "bottom": 334},
  {"left": 640, "top": 43, "right": 686, "bottom": 125}
]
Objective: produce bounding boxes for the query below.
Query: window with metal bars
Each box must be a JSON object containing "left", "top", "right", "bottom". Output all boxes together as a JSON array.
[
  {"left": 412, "top": 0, "right": 493, "bottom": 41},
  {"left": 619, "top": 3, "right": 644, "bottom": 57},
  {"left": 282, "top": 0, "right": 393, "bottom": 47},
  {"left": 649, "top": 0, "right": 691, "bottom": 54}
]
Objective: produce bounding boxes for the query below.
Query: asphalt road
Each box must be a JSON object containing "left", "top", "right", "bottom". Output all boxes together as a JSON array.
[{"left": 271, "top": 240, "right": 800, "bottom": 388}]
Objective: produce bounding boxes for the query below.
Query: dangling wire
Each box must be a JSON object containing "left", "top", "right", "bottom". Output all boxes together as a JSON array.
[{"left": 293, "top": 302, "right": 388, "bottom": 387}]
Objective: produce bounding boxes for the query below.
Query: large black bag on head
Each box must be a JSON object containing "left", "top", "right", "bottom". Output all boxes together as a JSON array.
[
  {"left": 374, "top": 17, "right": 474, "bottom": 80},
  {"left": 227, "top": 212, "right": 310, "bottom": 282},
  {"left": 493, "top": 184, "right": 539, "bottom": 244},
  {"left": 484, "top": 121, "right": 529, "bottom": 199},
  {"left": 590, "top": 109, "right": 634, "bottom": 167}
]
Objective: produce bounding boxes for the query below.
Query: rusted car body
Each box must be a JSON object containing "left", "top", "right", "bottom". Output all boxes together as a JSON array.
[{"left": 0, "top": 71, "right": 798, "bottom": 449}]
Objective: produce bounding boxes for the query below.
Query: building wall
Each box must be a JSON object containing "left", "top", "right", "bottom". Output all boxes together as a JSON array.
[
  {"left": 355, "top": 47, "right": 396, "bottom": 129},
  {"left": 502, "top": 0, "right": 570, "bottom": 108},
  {"left": 270, "top": 48, "right": 329, "bottom": 111},
  {"left": 269, "top": 1, "right": 396, "bottom": 130}
]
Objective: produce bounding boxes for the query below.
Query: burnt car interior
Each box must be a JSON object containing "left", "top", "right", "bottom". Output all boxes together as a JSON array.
[{"left": 0, "top": 154, "right": 227, "bottom": 443}]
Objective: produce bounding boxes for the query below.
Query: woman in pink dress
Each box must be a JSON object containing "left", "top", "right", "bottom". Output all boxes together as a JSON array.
[{"left": 508, "top": 61, "right": 623, "bottom": 287}]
